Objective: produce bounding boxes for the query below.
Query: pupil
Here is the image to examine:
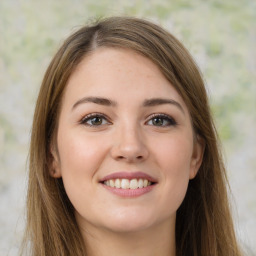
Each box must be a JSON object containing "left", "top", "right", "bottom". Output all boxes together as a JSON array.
[
  {"left": 92, "top": 117, "right": 102, "bottom": 125},
  {"left": 153, "top": 118, "right": 163, "bottom": 126}
]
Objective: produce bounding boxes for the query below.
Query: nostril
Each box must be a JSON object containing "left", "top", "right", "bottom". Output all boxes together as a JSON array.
[{"left": 115, "top": 155, "right": 144, "bottom": 161}]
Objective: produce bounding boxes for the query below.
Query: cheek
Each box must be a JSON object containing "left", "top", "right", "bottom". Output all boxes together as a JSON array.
[
  {"left": 58, "top": 131, "right": 107, "bottom": 174},
  {"left": 152, "top": 135, "right": 193, "bottom": 211},
  {"left": 56, "top": 131, "right": 109, "bottom": 212},
  {"left": 154, "top": 134, "right": 193, "bottom": 173},
  {"left": 56, "top": 131, "right": 108, "bottom": 196}
]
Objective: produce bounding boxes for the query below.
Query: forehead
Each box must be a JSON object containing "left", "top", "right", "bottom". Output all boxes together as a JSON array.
[
  {"left": 70, "top": 47, "right": 165, "bottom": 85},
  {"left": 62, "top": 47, "right": 187, "bottom": 111}
]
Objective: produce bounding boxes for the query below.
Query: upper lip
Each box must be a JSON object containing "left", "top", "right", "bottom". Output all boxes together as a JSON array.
[{"left": 99, "top": 172, "right": 158, "bottom": 183}]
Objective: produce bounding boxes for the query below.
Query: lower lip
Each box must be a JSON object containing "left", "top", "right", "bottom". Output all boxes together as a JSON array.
[{"left": 101, "top": 184, "right": 155, "bottom": 197}]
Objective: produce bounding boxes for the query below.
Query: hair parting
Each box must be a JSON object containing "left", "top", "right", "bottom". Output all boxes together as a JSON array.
[{"left": 22, "top": 16, "right": 242, "bottom": 256}]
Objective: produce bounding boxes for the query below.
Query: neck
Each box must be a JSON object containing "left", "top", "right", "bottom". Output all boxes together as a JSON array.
[{"left": 80, "top": 220, "right": 176, "bottom": 256}]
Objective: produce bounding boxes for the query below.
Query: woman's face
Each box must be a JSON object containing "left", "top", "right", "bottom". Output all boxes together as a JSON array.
[{"left": 51, "top": 48, "right": 204, "bottom": 234}]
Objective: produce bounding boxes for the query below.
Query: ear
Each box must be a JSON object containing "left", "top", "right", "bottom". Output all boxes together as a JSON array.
[
  {"left": 49, "top": 144, "right": 62, "bottom": 178},
  {"left": 189, "top": 135, "right": 205, "bottom": 179}
]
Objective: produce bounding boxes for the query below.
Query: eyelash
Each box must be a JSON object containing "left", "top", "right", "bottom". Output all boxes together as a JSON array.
[
  {"left": 79, "top": 113, "right": 177, "bottom": 127},
  {"left": 146, "top": 113, "right": 177, "bottom": 127},
  {"left": 79, "top": 113, "right": 111, "bottom": 126}
]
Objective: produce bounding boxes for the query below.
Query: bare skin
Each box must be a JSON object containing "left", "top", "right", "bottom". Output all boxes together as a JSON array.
[
  {"left": 82, "top": 218, "right": 175, "bottom": 256},
  {"left": 51, "top": 48, "right": 204, "bottom": 256}
]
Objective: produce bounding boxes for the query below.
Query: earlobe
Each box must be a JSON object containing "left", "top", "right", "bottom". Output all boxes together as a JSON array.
[
  {"left": 49, "top": 145, "right": 62, "bottom": 178},
  {"left": 189, "top": 135, "right": 205, "bottom": 179},
  {"left": 50, "top": 168, "right": 61, "bottom": 178}
]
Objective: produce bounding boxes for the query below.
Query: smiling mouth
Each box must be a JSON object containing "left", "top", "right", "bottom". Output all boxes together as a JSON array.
[{"left": 102, "top": 178, "right": 154, "bottom": 189}]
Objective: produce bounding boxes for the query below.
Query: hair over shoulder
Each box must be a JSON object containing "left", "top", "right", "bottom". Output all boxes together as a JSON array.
[{"left": 22, "top": 16, "right": 243, "bottom": 256}]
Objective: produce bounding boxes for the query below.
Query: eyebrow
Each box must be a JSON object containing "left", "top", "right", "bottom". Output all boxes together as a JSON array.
[
  {"left": 143, "top": 98, "right": 185, "bottom": 114},
  {"left": 72, "top": 96, "right": 184, "bottom": 114},
  {"left": 72, "top": 96, "right": 117, "bottom": 110}
]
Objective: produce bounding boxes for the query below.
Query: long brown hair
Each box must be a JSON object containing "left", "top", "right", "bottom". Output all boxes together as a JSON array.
[{"left": 22, "top": 16, "right": 242, "bottom": 256}]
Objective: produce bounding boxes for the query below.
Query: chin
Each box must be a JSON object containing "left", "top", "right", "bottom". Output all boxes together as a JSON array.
[
  {"left": 98, "top": 209, "right": 159, "bottom": 234},
  {"left": 104, "top": 220, "right": 153, "bottom": 234}
]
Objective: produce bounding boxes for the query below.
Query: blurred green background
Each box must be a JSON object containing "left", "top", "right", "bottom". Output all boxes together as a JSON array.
[{"left": 0, "top": 0, "right": 255, "bottom": 255}]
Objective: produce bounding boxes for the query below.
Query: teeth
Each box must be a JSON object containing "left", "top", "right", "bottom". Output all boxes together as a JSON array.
[
  {"left": 138, "top": 178, "right": 144, "bottom": 188},
  {"left": 115, "top": 179, "right": 121, "bottom": 188},
  {"left": 109, "top": 179, "right": 115, "bottom": 187},
  {"left": 121, "top": 179, "right": 130, "bottom": 189},
  {"left": 130, "top": 179, "right": 138, "bottom": 189},
  {"left": 104, "top": 178, "right": 152, "bottom": 189}
]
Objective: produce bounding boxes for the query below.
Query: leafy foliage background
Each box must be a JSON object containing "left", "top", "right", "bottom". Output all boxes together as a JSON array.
[{"left": 0, "top": 0, "right": 255, "bottom": 255}]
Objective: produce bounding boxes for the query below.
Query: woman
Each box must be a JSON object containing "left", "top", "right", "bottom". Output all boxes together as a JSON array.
[{"left": 22, "top": 17, "right": 242, "bottom": 255}]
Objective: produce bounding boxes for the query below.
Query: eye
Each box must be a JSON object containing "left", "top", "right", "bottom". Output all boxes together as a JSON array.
[
  {"left": 146, "top": 114, "right": 177, "bottom": 127},
  {"left": 80, "top": 113, "right": 111, "bottom": 126}
]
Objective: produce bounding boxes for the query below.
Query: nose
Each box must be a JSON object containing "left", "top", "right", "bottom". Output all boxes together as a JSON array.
[{"left": 111, "top": 125, "right": 149, "bottom": 163}]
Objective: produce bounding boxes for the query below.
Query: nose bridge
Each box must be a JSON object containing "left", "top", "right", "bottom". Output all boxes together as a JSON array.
[{"left": 111, "top": 120, "right": 148, "bottom": 162}]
